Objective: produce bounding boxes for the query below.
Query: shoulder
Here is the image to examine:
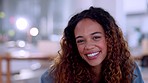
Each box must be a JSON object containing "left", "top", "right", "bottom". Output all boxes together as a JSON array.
[
  {"left": 40, "top": 69, "right": 54, "bottom": 83},
  {"left": 132, "top": 62, "right": 144, "bottom": 83}
]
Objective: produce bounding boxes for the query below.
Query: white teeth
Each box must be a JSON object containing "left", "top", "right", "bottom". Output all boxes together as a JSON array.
[{"left": 87, "top": 52, "right": 99, "bottom": 56}]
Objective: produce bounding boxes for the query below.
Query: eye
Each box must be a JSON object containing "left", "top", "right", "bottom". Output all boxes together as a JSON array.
[
  {"left": 76, "top": 39, "right": 85, "bottom": 44},
  {"left": 92, "top": 36, "right": 101, "bottom": 40}
]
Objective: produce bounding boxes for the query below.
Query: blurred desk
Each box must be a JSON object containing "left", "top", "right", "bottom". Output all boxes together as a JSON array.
[{"left": 0, "top": 50, "right": 55, "bottom": 83}]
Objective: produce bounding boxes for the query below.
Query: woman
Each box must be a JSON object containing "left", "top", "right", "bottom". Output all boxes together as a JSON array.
[{"left": 41, "top": 7, "right": 144, "bottom": 83}]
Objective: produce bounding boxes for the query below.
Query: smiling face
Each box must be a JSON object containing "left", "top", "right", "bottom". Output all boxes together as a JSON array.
[{"left": 74, "top": 18, "right": 107, "bottom": 68}]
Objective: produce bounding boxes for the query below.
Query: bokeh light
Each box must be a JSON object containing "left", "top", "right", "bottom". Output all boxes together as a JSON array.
[
  {"left": 29, "top": 27, "right": 39, "bottom": 36},
  {"left": 16, "top": 18, "right": 28, "bottom": 30}
]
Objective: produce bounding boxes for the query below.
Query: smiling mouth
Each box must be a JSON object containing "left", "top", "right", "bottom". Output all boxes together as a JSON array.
[{"left": 87, "top": 52, "right": 100, "bottom": 57}]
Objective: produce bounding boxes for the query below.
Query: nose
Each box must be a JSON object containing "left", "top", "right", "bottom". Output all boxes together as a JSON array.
[{"left": 84, "top": 41, "right": 95, "bottom": 50}]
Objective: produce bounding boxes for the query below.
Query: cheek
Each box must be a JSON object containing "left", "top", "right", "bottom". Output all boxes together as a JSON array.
[
  {"left": 102, "top": 42, "right": 107, "bottom": 48},
  {"left": 99, "top": 41, "right": 107, "bottom": 50},
  {"left": 103, "top": 42, "right": 107, "bottom": 52},
  {"left": 77, "top": 45, "right": 84, "bottom": 54}
]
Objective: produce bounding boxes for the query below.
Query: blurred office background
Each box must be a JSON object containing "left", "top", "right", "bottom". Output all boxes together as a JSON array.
[{"left": 0, "top": 0, "right": 148, "bottom": 83}]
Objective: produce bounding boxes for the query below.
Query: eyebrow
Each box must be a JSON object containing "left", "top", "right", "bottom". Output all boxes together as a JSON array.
[
  {"left": 91, "top": 32, "right": 102, "bottom": 35},
  {"left": 75, "top": 36, "right": 83, "bottom": 39},
  {"left": 75, "top": 32, "right": 102, "bottom": 39}
]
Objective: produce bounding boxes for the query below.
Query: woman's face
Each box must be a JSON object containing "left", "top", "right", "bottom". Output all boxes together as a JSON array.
[{"left": 74, "top": 18, "right": 107, "bottom": 67}]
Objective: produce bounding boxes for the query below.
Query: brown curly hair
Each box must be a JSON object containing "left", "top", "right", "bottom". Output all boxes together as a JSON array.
[{"left": 50, "top": 6, "right": 135, "bottom": 83}]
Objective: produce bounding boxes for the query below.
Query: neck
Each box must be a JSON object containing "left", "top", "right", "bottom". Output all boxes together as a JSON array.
[{"left": 93, "top": 65, "right": 102, "bottom": 83}]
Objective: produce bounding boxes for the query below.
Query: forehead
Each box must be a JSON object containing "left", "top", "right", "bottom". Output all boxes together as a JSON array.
[{"left": 74, "top": 18, "right": 104, "bottom": 36}]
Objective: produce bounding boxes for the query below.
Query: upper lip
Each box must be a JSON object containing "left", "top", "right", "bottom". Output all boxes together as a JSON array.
[
  {"left": 85, "top": 51, "right": 100, "bottom": 55},
  {"left": 87, "top": 52, "right": 100, "bottom": 56}
]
